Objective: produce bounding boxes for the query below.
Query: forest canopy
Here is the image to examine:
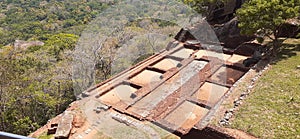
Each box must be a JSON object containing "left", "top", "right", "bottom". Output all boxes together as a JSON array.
[
  {"left": 0, "top": 0, "right": 114, "bottom": 135},
  {"left": 0, "top": 0, "right": 180, "bottom": 135}
]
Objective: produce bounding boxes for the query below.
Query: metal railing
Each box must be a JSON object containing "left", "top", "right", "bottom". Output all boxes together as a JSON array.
[{"left": 0, "top": 131, "right": 35, "bottom": 139}]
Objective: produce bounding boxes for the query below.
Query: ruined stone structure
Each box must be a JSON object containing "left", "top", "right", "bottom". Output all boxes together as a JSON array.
[{"left": 31, "top": 20, "right": 262, "bottom": 139}]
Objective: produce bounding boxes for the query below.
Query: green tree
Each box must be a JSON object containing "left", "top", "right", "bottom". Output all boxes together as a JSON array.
[
  {"left": 236, "top": 0, "right": 300, "bottom": 55},
  {"left": 0, "top": 45, "right": 76, "bottom": 135},
  {"left": 45, "top": 33, "right": 79, "bottom": 60},
  {"left": 0, "top": 0, "right": 116, "bottom": 135},
  {"left": 183, "top": 0, "right": 219, "bottom": 14},
  {"left": 12, "top": 117, "right": 39, "bottom": 135}
]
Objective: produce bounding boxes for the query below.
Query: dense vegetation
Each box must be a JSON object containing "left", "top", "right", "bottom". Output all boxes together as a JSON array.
[
  {"left": 0, "top": 0, "right": 114, "bottom": 135},
  {"left": 0, "top": 33, "right": 78, "bottom": 135},
  {"left": 0, "top": 0, "right": 181, "bottom": 135},
  {"left": 0, "top": 0, "right": 111, "bottom": 46},
  {"left": 183, "top": 0, "right": 218, "bottom": 15}
]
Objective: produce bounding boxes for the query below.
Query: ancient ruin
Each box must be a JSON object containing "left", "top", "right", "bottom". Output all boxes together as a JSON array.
[{"left": 30, "top": 20, "right": 264, "bottom": 139}]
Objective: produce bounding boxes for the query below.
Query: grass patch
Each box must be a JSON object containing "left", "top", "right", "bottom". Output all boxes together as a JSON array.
[
  {"left": 230, "top": 39, "right": 300, "bottom": 139},
  {"left": 37, "top": 132, "right": 53, "bottom": 139}
]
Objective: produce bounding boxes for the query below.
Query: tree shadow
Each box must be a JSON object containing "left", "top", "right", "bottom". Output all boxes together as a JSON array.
[
  {"left": 235, "top": 39, "right": 300, "bottom": 72},
  {"left": 270, "top": 40, "right": 300, "bottom": 65}
]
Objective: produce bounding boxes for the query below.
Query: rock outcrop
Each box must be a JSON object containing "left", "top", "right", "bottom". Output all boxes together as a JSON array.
[
  {"left": 213, "top": 18, "right": 255, "bottom": 49},
  {"left": 206, "top": 0, "right": 247, "bottom": 24},
  {"left": 234, "top": 43, "right": 261, "bottom": 57},
  {"left": 278, "top": 18, "right": 300, "bottom": 38},
  {"left": 54, "top": 111, "right": 74, "bottom": 139},
  {"left": 174, "top": 18, "right": 255, "bottom": 50}
]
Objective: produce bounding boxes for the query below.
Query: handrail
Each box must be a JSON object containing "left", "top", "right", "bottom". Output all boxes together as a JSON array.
[{"left": 0, "top": 131, "right": 35, "bottom": 139}]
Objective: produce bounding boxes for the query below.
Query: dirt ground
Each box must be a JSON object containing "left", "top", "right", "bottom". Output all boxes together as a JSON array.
[
  {"left": 194, "top": 50, "right": 231, "bottom": 61},
  {"left": 171, "top": 48, "right": 195, "bottom": 58},
  {"left": 164, "top": 101, "right": 209, "bottom": 131},
  {"left": 152, "top": 58, "right": 181, "bottom": 71},
  {"left": 192, "top": 82, "right": 229, "bottom": 105},
  {"left": 130, "top": 69, "right": 162, "bottom": 86},
  {"left": 227, "top": 54, "right": 249, "bottom": 64},
  {"left": 99, "top": 84, "right": 138, "bottom": 105},
  {"left": 209, "top": 66, "right": 246, "bottom": 85}
]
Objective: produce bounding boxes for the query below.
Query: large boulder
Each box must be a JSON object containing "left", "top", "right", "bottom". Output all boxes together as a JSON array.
[
  {"left": 54, "top": 111, "right": 74, "bottom": 139},
  {"left": 213, "top": 17, "right": 255, "bottom": 49},
  {"left": 173, "top": 18, "right": 255, "bottom": 50},
  {"left": 206, "top": 0, "right": 247, "bottom": 25},
  {"left": 278, "top": 18, "right": 300, "bottom": 38},
  {"left": 234, "top": 42, "right": 261, "bottom": 57}
]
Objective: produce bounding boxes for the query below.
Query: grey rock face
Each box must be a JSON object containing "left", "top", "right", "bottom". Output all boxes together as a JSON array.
[{"left": 213, "top": 18, "right": 255, "bottom": 49}]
